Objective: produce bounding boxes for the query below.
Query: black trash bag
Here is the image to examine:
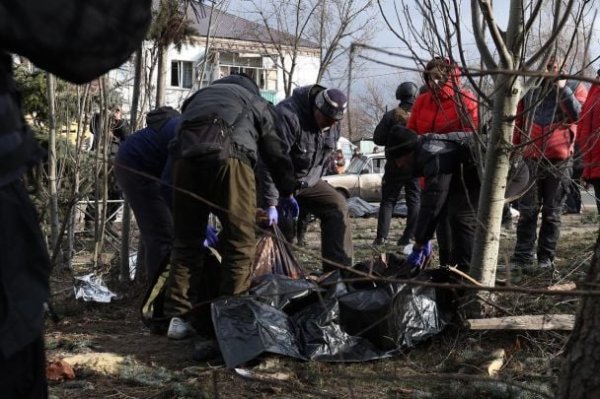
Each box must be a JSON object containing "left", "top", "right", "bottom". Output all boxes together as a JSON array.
[
  {"left": 292, "top": 298, "right": 390, "bottom": 362},
  {"left": 252, "top": 225, "right": 305, "bottom": 280},
  {"left": 388, "top": 284, "right": 446, "bottom": 348},
  {"left": 250, "top": 274, "right": 321, "bottom": 311},
  {"left": 211, "top": 296, "right": 305, "bottom": 368},
  {"left": 338, "top": 284, "right": 403, "bottom": 351}
]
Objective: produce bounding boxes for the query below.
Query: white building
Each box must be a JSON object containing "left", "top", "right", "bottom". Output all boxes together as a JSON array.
[{"left": 111, "top": 8, "right": 321, "bottom": 113}]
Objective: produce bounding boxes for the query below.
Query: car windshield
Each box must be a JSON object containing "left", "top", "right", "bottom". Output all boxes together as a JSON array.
[{"left": 345, "top": 155, "right": 367, "bottom": 174}]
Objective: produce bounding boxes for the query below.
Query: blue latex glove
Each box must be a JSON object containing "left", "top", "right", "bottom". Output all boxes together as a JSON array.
[
  {"left": 278, "top": 196, "right": 300, "bottom": 220},
  {"left": 405, "top": 241, "right": 432, "bottom": 269},
  {"left": 203, "top": 226, "right": 219, "bottom": 248},
  {"left": 267, "top": 206, "right": 278, "bottom": 226}
]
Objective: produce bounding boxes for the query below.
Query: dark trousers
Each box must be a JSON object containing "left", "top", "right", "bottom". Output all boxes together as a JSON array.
[
  {"left": 0, "top": 336, "right": 47, "bottom": 399},
  {"left": 375, "top": 176, "right": 421, "bottom": 242},
  {"left": 297, "top": 180, "right": 353, "bottom": 272},
  {"left": 564, "top": 180, "right": 582, "bottom": 213},
  {"left": 513, "top": 160, "right": 569, "bottom": 263},
  {"left": 437, "top": 186, "right": 479, "bottom": 272},
  {"left": 164, "top": 158, "right": 257, "bottom": 317},
  {"left": 114, "top": 163, "right": 173, "bottom": 283}
]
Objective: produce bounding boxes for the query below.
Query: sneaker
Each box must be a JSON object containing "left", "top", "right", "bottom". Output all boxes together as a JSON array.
[
  {"left": 538, "top": 258, "right": 555, "bottom": 270},
  {"left": 509, "top": 259, "right": 535, "bottom": 276},
  {"left": 167, "top": 317, "right": 196, "bottom": 340},
  {"left": 372, "top": 237, "right": 386, "bottom": 246}
]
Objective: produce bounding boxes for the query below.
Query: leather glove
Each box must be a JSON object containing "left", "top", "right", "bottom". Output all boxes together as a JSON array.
[
  {"left": 267, "top": 206, "right": 278, "bottom": 226},
  {"left": 278, "top": 196, "right": 300, "bottom": 220},
  {"left": 203, "top": 226, "right": 219, "bottom": 248}
]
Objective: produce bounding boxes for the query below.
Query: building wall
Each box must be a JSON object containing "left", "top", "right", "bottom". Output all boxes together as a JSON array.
[{"left": 109, "top": 40, "right": 320, "bottom": 116}]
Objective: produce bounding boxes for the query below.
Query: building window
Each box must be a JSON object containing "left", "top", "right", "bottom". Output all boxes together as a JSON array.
[{"left": 171, "top": 61, "right": 193, "bottom": 88}]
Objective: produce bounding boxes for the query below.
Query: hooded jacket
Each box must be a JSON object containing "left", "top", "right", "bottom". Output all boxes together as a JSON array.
[
  {"left": 577, "top": 81, "right": 600, "bottom": 180},
  {"left": 177, "top": 74, "right": 297, "bottom": 196},
  {"left": 514, "top": 80, "right": 587, "bottom": 161},
  {"left": 275, "top": 85, "right": 341, "bottom": 188},
  {"left": 407, "top": 62, "right": 479, "bottom": 134}
]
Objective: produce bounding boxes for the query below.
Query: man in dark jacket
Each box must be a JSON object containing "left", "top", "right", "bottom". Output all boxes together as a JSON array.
[
  {"left": 386, "top": 126, "right": 529, "bottom": 273},
  {"left": 273, "top": 85, "right": 353, "bottom": 272},
  {"left": 163, "top": 73, "right": 298, "bottom": 339},
  {"left": 0, "top": 0, "right": 151, "bottom": 395},
  {"left": 372, "top": 81, "right": 421, "bottom": 247}
]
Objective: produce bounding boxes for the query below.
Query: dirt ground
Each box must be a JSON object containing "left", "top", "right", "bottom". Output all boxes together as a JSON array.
[{"left": 45, "top": 210, "right": 599, "bottom": 399}]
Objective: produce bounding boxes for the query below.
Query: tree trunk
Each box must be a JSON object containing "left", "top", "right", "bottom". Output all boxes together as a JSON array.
[
  {"left": 155, "top": 45, "right": 167, "bottom": 108},
  {"left": 469, "top": 76, "right": 522, "bottom": 300},
  {"left": 120, "top": 47, "right": 143, "bottom": 283},
  {"left": 46, "top": 73, "right": 62, "bottom": 267},
  {"left": 555, "top": 231, "right": 600, "bottom": 399}
]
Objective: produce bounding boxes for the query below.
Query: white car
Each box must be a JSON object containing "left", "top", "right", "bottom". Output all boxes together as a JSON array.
[{"left": 322, "top": 153, "right": 386, "bottom": 202}]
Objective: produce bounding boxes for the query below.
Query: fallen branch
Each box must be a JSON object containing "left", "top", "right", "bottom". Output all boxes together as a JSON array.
[{"left": 467, "top": 314, "right": 575, "bottom": 331}]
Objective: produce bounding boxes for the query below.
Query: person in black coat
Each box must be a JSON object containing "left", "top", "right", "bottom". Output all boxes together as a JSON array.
[
  {"left": 385, "top": 126, "right": 528, "bottom": 273},
  {"left": 372, "top": 81, "right": 421, "bottom": 247}
]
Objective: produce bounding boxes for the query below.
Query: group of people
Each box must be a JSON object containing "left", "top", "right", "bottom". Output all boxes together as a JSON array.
[
  {"left": 373, "top": 55, "right": 594, "bottom": 275},
  {"left": 113, "top": 76, "right": 355, "bottom": 349},
  {"left": 3, "top": 1, "right": 600, "bottom": 391}
]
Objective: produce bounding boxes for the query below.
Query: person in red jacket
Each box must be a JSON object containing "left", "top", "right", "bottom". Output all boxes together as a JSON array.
[
  {"left": 577, "top": 68, "right": 600, "bottom": 214},
  {"left": 511, "top": 57, "right": 588, "bottom": 271},
  {"left": 405, "top": 56, "right": 479, "bottom": 269},
  {"left": 407, "top": 57, "right": 479, "bottom": 134}
]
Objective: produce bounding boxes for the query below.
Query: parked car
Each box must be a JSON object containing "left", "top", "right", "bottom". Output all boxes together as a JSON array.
[{"left": 322, "top": 152, "right": 386, "bottom": 202}]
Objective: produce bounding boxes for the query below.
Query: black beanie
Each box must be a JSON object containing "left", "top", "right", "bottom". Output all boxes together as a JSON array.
[{"left": 386, "top": 125, "right": 418, "bottom": 158}]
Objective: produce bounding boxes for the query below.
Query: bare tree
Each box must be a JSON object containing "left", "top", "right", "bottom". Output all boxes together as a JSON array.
[
  {"left": 345, "top": 79, "right": 390, "bottom": 141},
  {"left": 309, "top": 0, "right": 375, "bottom": 85},
  {"left": 376, "top": 0, "right": 593, "bottom": 310},
  {"left": 248, "top": 0, "right": 322, "bottom": 97}
]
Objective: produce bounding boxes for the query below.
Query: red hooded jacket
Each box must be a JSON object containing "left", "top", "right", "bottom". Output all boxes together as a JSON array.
[
  {"left": 407, "top": 64, "right": 479, "bottom": 134},
  {"left": 577, "top": 82, "right": 600, "bottom": 180}
]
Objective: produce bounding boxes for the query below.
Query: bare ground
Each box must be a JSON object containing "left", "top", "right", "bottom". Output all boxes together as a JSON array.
[{"left": 45, "top": 211, "right": 599, "bottom": 399}]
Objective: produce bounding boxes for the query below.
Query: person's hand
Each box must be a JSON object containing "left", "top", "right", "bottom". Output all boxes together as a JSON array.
[
  {"left": 405, "top": 241, "right": 431, "bottom": 269},
  {"left": 267, "top": 206, "right": 278, "bottom": 226},
  {"left": 278, "top": 196, "right": 299, "bottom": 220},
  {"left": 203, "top": 226, "right": 219, "bottom": 248}
]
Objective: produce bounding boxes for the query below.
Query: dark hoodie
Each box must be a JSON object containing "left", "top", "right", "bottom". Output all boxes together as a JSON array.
[
  {"left": 177, "top": 74, "right": 297, "bottom": 196},
  {"left": 275, "top": 85, "right": 340, "bottom": 188}
]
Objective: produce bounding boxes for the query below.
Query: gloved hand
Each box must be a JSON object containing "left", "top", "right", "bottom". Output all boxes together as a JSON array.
[
  {"left": 405, "top": 241, "right": 432, "bottom": 269},
  {"left": 203, "top": 226, "right": 219, "bottom": 248},
  {"left": 278, "top": 196, "right": 300, "bottom": 220},
  {"left": 267, "top": 206, "right": 278, "bottom": 226}
]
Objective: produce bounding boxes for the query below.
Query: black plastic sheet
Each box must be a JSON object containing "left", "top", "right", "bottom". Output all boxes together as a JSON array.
[{"left": 212, "top": 270, "right": 450, "bottom": 368}]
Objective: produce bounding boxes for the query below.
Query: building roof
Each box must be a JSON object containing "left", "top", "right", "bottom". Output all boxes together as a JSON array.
[{"left": 187, "top": 4, "right": 319, "bottom": 49}]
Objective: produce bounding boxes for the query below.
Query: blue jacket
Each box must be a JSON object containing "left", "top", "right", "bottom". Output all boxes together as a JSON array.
[{"left": 116, "top": 117, "right": 179, "bottom": 178}]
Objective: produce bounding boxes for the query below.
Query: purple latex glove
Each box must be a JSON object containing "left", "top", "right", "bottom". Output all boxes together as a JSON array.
[
  {"left": 203, "top": 226, "right": 219, "bottom": 248},
  {"left": 278, "top": 196, "right": 299, "bottom": 220},
  {"left": 405, "top": 241, "right": 432, "bottom": 269},
  {"left": 267, "top": 206, "right": 278, "bottom": 226}
]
